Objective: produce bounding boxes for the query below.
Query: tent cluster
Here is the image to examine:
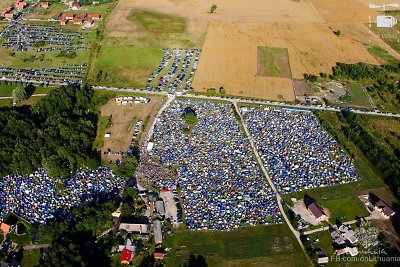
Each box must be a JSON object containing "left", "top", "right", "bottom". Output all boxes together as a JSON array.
[
  {"left": 241, "top": 107, "right": 359, "bottom": 193},
  {"left": 0, "top": 167, "right": 125, "bottom": 225},
  {"left": 150, "top": 100, "right": 281, "bottom": 231}
]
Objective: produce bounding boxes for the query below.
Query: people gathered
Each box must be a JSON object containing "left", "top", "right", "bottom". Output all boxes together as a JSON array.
[
  {"left": 0, "top": 167, "right": 125, "bottom": 225},
  {"left": 241, "top": 106, "right": 359, "bottom": 193},
  {"left": 150, "top": 100, "right": 282, "bottom": 231}
]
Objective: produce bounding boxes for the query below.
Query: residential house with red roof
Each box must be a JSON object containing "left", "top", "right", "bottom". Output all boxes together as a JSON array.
[
  {"left": 120, "top": 248, "right": 133, "bottom": 264},
  {"left": 71, "top": 2, "right": 80, "bottom": 10},
  {"left": 90, "top": 13, "right": 101, "bottom": 20},
  {"left": 39, "top": 2, "right": 49, "bottom": 9},
  {"left": 4, "top": 13, "right": 14, "bottom": 20},
  {"left": 73, "top": 18, "right": 82, "bottom": 25},
  {"left": 60, "top": 18, "right": 68, "bottom": 25},
  {"left": 85, "top": 18, "right": 94, "bottom": 27},
  {"left": 65, "top": 13, "right": 74, "bottom": 20}
]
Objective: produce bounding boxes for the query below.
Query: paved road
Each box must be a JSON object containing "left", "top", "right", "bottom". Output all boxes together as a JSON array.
[
  {"left": 0, "top": 94, "right": 47, "bottom": 100},
  {"left": 23, "top": 243, "right": 50, "bottom": 250},
  {"left": 93, "top": 86, "right": 400, "bottom": 118},
  {"left": 140, "top": 94, "right": 175, "bottom": 158}
]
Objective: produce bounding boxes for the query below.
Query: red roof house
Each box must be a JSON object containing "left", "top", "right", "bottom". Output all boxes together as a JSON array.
[
  {"left": 15, "top": 2, "right": 27, "bottom": 10},
  {"left": 52, "top": 12, "right": 61, "bottom": 19},
  {"left": 71, "top": 2, "right": 80, "bottom": 10},
  {"left": 73, "top": 18, "right": 82, "bottom": 25},
  {"left": 85, "top": 18, "right": 94, "bottom": 27},
  {"left": 154, "top": 252, "right": 165, "bottom": 260},
  {"left": 65, "top": 13, "right": 74, "bottom": 20},
  {"left": 39, "top": 2, "right": 49, "bottom": 8},
  {"left": 80, "top": 12, "right": 87, "bottom": 19},
  {"left": 60, "top": 18, "right": 68, "bottom": 25},
  {"left": 90, "top": 13, "right": 101, "bottom": 20},
  {"left": 120, "top": 248, "right": 133, "bottom": 264},
  {"left": 4, "top": 13, "right": 14, "bottom": 20}
]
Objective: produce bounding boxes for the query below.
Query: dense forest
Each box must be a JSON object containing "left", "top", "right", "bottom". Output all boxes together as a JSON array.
[{"left": 0, "top": 85, "right": 99, "bottom": 178}]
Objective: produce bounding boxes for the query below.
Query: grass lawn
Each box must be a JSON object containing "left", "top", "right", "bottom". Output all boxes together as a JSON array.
[
  {"left": 369, "top": 15, "right": 400, "bottom": 54},
  {"left": 88, "top": 8, "right": 199, "bottom": 88},
  {"left": 21, "top": 249, "right": 42, "bottom": 267},
  {"left": 257, "top": 46, "right": 291, "bottom": 78},
  {"left": 0, "top": 99, "right": 12, "bottom": 107},
  {"left": 346, "top": 83, "right": 370, "bottom": 107},
  {"left": 0, "top": 84, "right": 14, "bottom": 97},
  {"left": 91, "top": 45, "right": 163, "bottom": 87},
  {"left": 367, "top": 45, "right": 398, "bottom": 65},
  {"left": 130, "top": 9, "right": 186, "bottom": 33},
  {"left": 354, "top": 114, "right": 400, "bottom": 159},
  {"left": 164, "top": 224, "right": 309, "bottom": 267},
  {"left": 282, "top": 184, "right": 370, "bottom": 222}
]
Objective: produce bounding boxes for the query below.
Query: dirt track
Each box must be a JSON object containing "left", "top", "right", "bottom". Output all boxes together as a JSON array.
[{"left": 99, "top": 96, "right": 162, "bottom": 161}]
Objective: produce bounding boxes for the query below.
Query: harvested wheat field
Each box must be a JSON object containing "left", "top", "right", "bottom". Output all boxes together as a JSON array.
[
  {"left": 309, "top": 0, "right": 378, "bottom": 23},
  {"left": 107, "top": 0, "right": 324, "bottom": 38},
  {"left": 99, "top": 96, "right": 162, "bottom": 161},
  {"left": 191, "top": 22, "right": 395, "bottom": 100}
]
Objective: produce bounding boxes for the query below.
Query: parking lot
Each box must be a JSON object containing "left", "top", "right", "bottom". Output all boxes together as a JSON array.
[{"left": 146, "top": 48, "right": 201, "bottom": 92}]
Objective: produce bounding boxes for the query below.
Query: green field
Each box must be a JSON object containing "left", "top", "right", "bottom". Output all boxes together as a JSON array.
[
  {"left": 88, "top": 9, "right": 200, "bottom": 88},
  {"left": 164, "top": 224, "right": 309, "bottom": 267},
  {"left": 369, "top": 12, "right": 400, "bottom": 54},
  {"left": 21, "top": 249, "right": 42, "bottom": 267},
  {"left": 0, "top": 84, "right": 14, "bottom": 97},
  {"left": 257, "top": 46, "right": 292, "bottom": 78},
  {"left": 93, "top": 45, "right": 163, "bottom": 87},
  {"left": 367, "top": 45, "right": 398, "bottom": 65},
  {"left": 346, "top": 83, "right": 370, "bottom": 107},
  {"left": 282, "top": 183, "right": 370, "bottom": 222},
  {"left": 130, "top": 9, "right": 186, "bottom": 33}
]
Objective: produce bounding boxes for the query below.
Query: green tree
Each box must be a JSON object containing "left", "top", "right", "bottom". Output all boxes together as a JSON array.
[
  {"left": 121, "top": 203, "right": 133, "bottom": 217},
  {"left": 116, "top": 155, "right": 138, "bottom": 178},
  {"left": 210, "top": 4, "right": 217, "bottom": 13},
  {"left": 12, "top": 86, "right": 27, "bottom": 101}
]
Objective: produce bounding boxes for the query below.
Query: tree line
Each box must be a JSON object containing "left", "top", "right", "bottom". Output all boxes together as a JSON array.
[{"left": 340, "top": 111, "right": 400, "bottom": 198}]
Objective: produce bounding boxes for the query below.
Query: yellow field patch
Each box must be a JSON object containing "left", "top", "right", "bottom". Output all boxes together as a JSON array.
[{"left": 191, "top": 22, "right": 396, "bottom": 100}]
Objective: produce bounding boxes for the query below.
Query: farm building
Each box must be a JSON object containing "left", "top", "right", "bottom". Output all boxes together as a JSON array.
[
  {"left": 153, "top": 220, "right": 163, "bottom": 245},
  {"left": 306, "top": 202, "right": 326, "bottom": 221}
]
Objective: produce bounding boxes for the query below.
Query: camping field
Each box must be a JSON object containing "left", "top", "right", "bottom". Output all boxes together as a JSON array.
[
  {"left": 164, "top": 224, "right": 310, "bottom": 267},
  {"left": 283, "top": 110, "right": 400, "bottom": 223}
]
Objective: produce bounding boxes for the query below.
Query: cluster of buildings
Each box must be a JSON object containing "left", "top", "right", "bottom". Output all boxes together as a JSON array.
[
  {"left": 1, "top": 0, "right": 28, "bottom": 20},
  {"left": 53, "top": 11, "right": 100, "bottom": 27},
  {"left": 111, "top": 189, "right": 171, "bottom": 264},
  {"left": 360, "top": 193, "right": 396, "bottom": 219}
]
